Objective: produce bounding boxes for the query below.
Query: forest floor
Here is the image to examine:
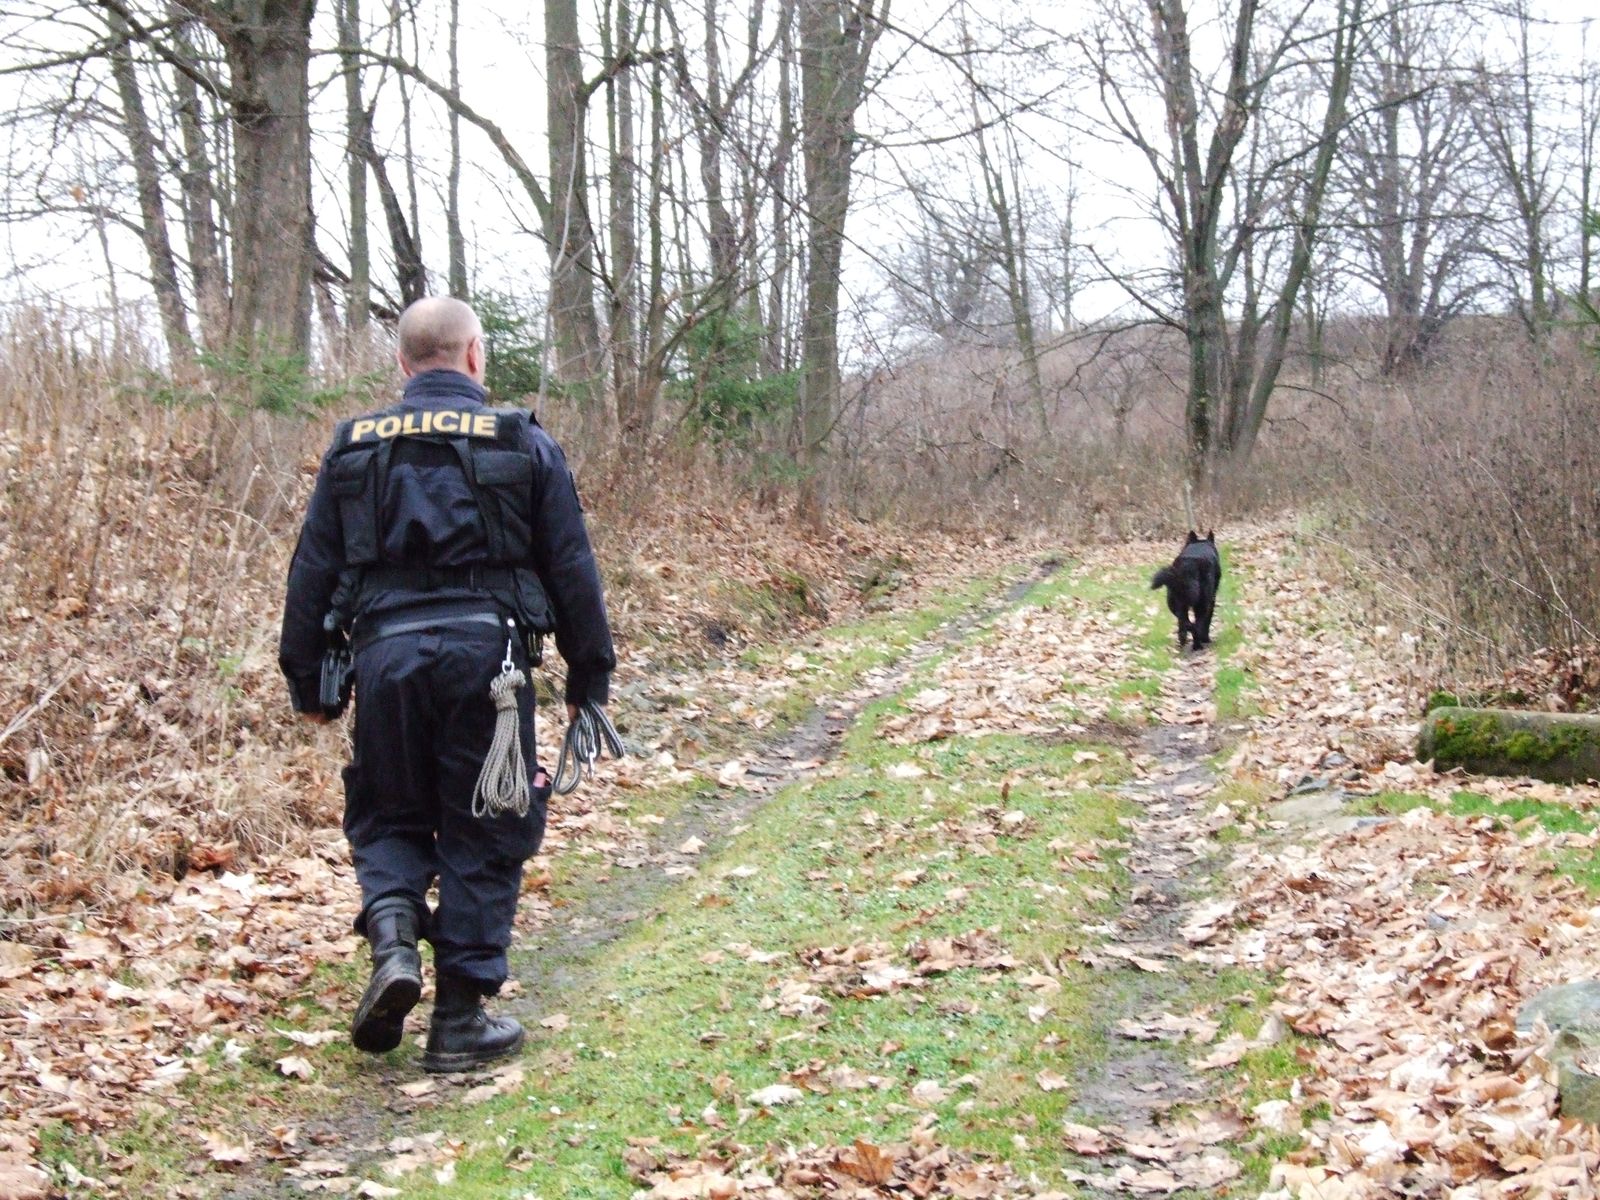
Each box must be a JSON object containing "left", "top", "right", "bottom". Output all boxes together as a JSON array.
[{"left": 7, "top": 521, "right": 1600, "bottom": 1200}]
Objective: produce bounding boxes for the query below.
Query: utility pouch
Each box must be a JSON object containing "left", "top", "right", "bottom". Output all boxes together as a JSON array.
[{"left": 319, "top": 614, "right": 355, "bottom": 718}]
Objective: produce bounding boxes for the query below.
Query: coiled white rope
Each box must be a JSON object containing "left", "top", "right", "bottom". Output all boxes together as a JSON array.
[{"left": 472, "top": 662, "right": 531, "bottom": 818}]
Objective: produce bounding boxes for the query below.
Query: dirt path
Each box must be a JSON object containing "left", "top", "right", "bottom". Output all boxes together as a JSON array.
[
  {"left": 24, "top": 525, "right": 1600, "bottom": 1200},
  {"left": 219, "top": 559, "right": 1069, "bottom": 1197},
  {"left": 1072, "top": 663, "right": 1221, "bottom": 1131},
  {"left": 510, "top": 558, "right": 1065, "bottom": 1012}
]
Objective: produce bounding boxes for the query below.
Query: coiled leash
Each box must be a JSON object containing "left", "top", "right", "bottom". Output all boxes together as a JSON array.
[
  {"left": 473, "top": 633, "right": 532, "bottom": 818},
  {"left": 553, "top": 700, "right": 625, "bottom": 795}
]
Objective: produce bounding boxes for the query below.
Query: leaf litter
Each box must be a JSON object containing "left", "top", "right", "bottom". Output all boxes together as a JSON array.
[{"left": 7, "top": 518, "right": 1598, "bottom": 1198}]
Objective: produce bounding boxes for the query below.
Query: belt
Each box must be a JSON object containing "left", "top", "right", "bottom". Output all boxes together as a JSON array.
[
  {"left": 362, "top": 564, "right": 518, "bottom": 592},
  {"left": 353, "top": 611, "right": 507, "bottom": 652}
]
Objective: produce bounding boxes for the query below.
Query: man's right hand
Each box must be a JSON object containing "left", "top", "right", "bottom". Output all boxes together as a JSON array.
[{"left": 300, "top": 711, "right": 331, "bottom": 725}]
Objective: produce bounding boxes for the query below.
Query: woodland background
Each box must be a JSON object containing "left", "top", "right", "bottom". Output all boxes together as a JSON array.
[{"left": 0, "top": 0, "right": 1598, "bottom": 888}]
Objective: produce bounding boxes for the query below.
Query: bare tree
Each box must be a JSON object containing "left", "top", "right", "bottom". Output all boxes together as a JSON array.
[
  {"left": 1082, "top": 0, "right": 1364, "bottom": 495},
  {"left": 105, "top": 7, "right": 195, "bottom": 368},
  {"left": 796, "top": 0, "right": 886, "bottom": 525},
  {"left": 1335, "top": 4, "right": 1491, "bottom": 374},
  {"left": 1470, "top": 0, "right": 1557, "bottom": 338}
]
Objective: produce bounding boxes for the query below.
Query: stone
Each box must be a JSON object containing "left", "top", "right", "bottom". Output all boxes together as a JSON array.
[
  {"left": 1515, "top": 980, "right": 1600, "bottom": 1037},
  {"left": 1517, "top": 982, "right": 1600, "bottom": 1124},
  {"left": 1418, "top": 707, "right": 1600, "bottom": 784},
  {"left": 1287, "top": 775, "right": 1332, "bottom": 797},
  {"left": 1554, "top": 1033, "right": 1600, "bottom": 1125}
]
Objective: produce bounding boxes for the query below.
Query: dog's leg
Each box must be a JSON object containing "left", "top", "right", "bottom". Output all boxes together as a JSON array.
[
  {"left": 1196, "top": 591, "right": 1216, "bottom": 650},
  {"left": 1165, "top": 587, "right": 1186, "bottom": 649}
]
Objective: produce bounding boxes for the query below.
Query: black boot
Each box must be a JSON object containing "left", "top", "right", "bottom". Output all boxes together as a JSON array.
[
  {"left": 422, "top": 972, "right": 525, "bottom": 1073},
  {"left": 350, "top": 898, "right": 423, "bottom": 1054}
]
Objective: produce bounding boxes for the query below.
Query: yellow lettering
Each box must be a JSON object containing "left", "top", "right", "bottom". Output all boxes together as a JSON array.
[
  {"left": 350, "top": 418, "right": 376, "bottom": 442},
  {"left": 434, "top": 411, "right": 458, "bottom": 433},
  {"left": 375, "top": 416, "right": 402, "bottom": 439},
  {"left": 472, "top": 413, "right": 496, "bottom": 438},
  {"left": 400, "top": 412, "right": 421, "bottom": 436},
  {"left": 420, "top": 410, "right": 435, "bottom": 434}
]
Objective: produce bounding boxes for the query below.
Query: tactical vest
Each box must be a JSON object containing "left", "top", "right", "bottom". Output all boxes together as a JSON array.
[{"left": 324, "top": 404, "right": 554, "bottom": 635}]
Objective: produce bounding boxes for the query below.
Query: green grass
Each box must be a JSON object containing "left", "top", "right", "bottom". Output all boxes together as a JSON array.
[{"left": 393, "top": 731, "right": 1141, "bottom": 1198}]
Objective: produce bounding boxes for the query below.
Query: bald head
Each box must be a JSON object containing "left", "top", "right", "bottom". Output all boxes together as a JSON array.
[{"left": 396, "top": 297, "right": 485, "bottom": 381}]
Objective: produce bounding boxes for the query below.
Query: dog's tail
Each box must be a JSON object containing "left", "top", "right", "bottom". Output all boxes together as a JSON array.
[{"left": 1151, "top": 567, "right": 1175, "bottom": 590}]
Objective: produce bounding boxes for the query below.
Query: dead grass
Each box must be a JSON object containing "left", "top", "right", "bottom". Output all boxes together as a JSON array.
[
  {"left": 1300, "top": 329, "right": 1600, "bottom": 699},
  {"left": 0, "top": 308, "right": 1016, "bottom": 925},
  {"left": 3, "top": 298, "right": 1595, "bottom": 919}
]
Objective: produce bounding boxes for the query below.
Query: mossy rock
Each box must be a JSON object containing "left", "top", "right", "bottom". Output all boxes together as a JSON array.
[{"left": 1418, "top": 707, "right": 1600, "bottom": 784}]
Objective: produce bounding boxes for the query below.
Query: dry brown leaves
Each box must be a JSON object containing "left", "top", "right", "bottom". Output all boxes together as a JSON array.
[
  {"left": 1210, "top": 522, "right": 1600, "bottom": 1199},
  {"left": 1213, "top": 808, "right": 1600, "bottom": 1198},
  {"left": 880, "top": 544, "right": 1156, "bottom": 745},
  {"left": 0, "top": 835, "right": 361, "bottom": 1180},
  {"left": 625, "top": 1121, "right": 1033, "bottom": 1198}
]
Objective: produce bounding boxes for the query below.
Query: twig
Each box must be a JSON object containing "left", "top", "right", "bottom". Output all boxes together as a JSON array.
[{"left": 0, "top": 669, "right": 79, "bottom": 752}]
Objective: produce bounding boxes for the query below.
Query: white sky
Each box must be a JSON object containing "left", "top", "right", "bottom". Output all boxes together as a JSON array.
[{"left": 0, "top": 0, "right": 1595, "bottom": 361}]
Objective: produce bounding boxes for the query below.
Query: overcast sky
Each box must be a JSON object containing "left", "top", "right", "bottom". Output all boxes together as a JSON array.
[{"left": 1, "top": 1, "right": 1595, "bottom": 362}]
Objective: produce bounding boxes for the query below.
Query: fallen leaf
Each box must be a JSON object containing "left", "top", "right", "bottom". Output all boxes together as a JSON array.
[
  {"left": 276, "top": 1055, "right": 315, "bottom": 1080},
  {"left": 748, "top": 1083, "right": 804, "bottom": 1107}
]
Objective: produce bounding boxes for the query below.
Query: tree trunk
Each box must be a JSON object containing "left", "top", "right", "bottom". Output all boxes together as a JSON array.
[
  {"left": 693, "top": 0, "right": 740, "bottom": 303},
  {"left": 608, "top": 0, "right": 650, "bottom": 455},
  {"left": 545, "top": 0, "right": 608, "bottom": 409},
  {"left": 767, "top": 0, "right": 796, "bottom": 374},
  {"left": 367, "top": 142, "right": 427, "bottom": 306},
  {"left": 202, "top": 0, "right": 317, "bottom": 364},
  {"left": 337, "top": 0, "right": 369, "bottom": 329},
  {"left": 446, "top": 0, "right": 468, "bottom": 298},
  {"left": 107, "top": 10, "right": 196, "bottom": 372},
  {"left": 169, "top": 9, "right": 228, "bottom": 350},
  {"left": 796, "top": 0, "right": 883, "bottom": 529}
]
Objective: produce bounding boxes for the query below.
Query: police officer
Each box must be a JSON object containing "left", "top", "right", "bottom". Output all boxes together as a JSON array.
[{"left": 279, "top": 296, "right": 615, "bottom": 1072}]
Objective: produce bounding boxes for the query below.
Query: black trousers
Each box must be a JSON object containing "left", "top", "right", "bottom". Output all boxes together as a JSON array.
[{"left": 343, "top": 621, "right": 548, "bottom": 993}]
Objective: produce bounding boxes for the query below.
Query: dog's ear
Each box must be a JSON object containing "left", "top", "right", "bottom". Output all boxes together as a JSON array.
[
  {"left": 1186, "top": 530, "right": 1198, "bottom": 543},
  {"left": 1204, "top": 529, "right": 1214, "bottom": 542}
]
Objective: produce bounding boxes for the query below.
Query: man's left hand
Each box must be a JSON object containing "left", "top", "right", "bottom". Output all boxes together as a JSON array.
[{"left": 300, "top": 711, "right": 331, "bottom": 725}]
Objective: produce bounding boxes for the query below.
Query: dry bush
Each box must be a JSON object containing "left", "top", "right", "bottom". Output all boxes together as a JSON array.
[
  {"left": 0, "top": 309, "right": 349, "bottom": 917},
  {"left": 0, "top": 307, "right": 982, "bottom": 919},
  {"left": 837, "top": 331, "right": 1198, "bottom": 535},
  {"left": 1303, "top": 325, "right": 1600, "bottom": 700}
]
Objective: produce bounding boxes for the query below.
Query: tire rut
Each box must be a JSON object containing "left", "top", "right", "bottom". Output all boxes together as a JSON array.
[
  {"left": 1067, "top": 652, "right": 1237, "bottom": 1187},
  {"left": 223, "top": 556, "right": 1065, "bottom": 1198}
]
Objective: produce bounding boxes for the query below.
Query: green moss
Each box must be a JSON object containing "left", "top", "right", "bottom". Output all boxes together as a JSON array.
[
  {"left": 1428, "top": 713, "right": 1504, "bottom": 761},
  {"left": 1426, "top": 690, "right": 1461, "bottom": 713},
  {"left": 1430, "top": 711, "right": 1597, "bottom": 767}
]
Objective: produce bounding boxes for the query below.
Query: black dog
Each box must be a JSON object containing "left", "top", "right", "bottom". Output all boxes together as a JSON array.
[{"left": 1151, "top": 530, "right": 1221, "bottom": 651}]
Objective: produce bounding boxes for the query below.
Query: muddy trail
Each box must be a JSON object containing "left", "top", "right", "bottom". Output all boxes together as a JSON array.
[
  {"left": 1074, "top": 678, "right": 1220, "bottom": 1128},
  {"left": 1056, "top": 652, "right": 1255, "bottom": 1196},
  {"left": 221, "top": 557, "right": 1067, "bottom": 1197}
]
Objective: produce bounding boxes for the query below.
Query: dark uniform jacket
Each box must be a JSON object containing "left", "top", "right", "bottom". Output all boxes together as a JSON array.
[{"left": 279, "top": 369, "right": 614, "bottom": 711}]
